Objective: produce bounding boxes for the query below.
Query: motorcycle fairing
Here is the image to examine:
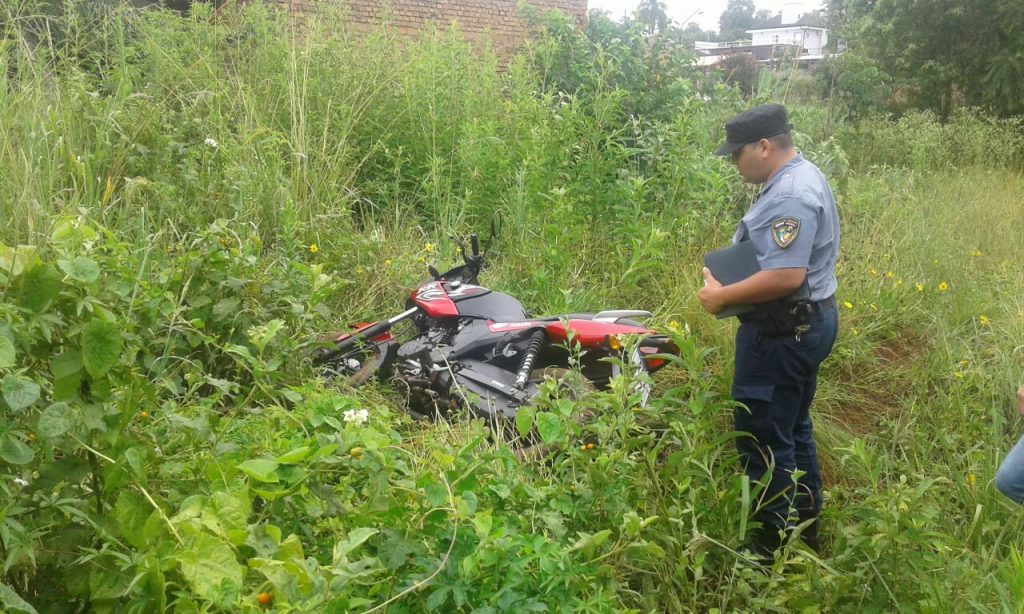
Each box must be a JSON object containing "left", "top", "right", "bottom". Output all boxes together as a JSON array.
[
  {"left": 411, "top": 281, "right": 459, "bottom": 317},
  {"left": 544, "top": 319, "right": 653, "bottom": 347},
  {"left": 413, "top": 281, "right": 532, "bottom": 322}
]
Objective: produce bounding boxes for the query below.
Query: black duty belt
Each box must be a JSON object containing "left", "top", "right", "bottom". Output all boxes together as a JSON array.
[{"left": 737, "top": 295, "right": 836, "bottom": 324}]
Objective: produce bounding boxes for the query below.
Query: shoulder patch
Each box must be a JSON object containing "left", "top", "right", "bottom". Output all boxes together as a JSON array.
[{"left": 771, "top": 217, "right": 801, "bottom": 248}]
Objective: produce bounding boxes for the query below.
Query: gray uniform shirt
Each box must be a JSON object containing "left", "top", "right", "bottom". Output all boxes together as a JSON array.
[{"left": 731, "top": 155, "right": 840, "bottom": 301}]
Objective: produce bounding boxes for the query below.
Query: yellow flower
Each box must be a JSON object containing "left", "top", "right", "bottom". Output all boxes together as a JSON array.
[
  {"left": 915, "top": 283, "right": 924, "bottom": 292},
  {"left": 384, "top": 258, "right": 392, "bottom": 266},
  {"left": 886, "top": 271, "right": 895, "bottom": 278},
  {"left": 967, "top": 473, "right": 976, "bottom": 488},
  {"left": 424, "top": 242, "right": 435, "bottom": 253},
  {"left": 850, "top": 327, "right": 859, "bottom": 335},
  {"left": 308, "top": 243, "right": 319, "bottom": 254},
  {"left": 953, "top": 371, "right": 964, "bottom": 379},
  {"left": 417, "top": 256, "right": 427, "bottom": 264},
  {"left": 843, "top": 301, "right": 854, "bottom": 309},
  {"left": 894, "top": 279, "right": 903, "bottom": 287},
  {"left": 979, "top": 314, "right": 990, "bottom": 326},
  {"left": 971, "top": 250, "right": 982, "bottom": 257},
  {"left": 869, "top": 269, "right": 879, "bottom": 276},
  {"left": 938, "top": 281, "right": 949, "bottom": 292}
]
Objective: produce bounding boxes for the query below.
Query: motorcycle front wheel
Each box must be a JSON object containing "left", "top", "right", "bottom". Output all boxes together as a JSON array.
[{"left": 318, "top": 340, "right": 397, "bottom": 386}]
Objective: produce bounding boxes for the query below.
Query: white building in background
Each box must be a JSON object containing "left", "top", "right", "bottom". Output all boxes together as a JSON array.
[
  {"left": 746, "top": 3, "right": 827, "bottom": 58},
  {"left": 747, "top": 24, "right": 828, "bottom": 57},
  {"left": 693, "top": 2, "right": 831, "bottom": 68}
]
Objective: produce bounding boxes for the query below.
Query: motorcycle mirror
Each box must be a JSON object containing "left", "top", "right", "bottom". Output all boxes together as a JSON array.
[
  {"left": 470, "top": 233, "right": 479, "bottom": 256},
  {"left": 427, "top": 265, "right": 441, "bottom": 280}
]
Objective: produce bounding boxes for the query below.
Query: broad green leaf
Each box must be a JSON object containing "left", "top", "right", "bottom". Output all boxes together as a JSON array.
[
  {"left": 81, "top": 320, "right": 123, "bottom": 378},
  {"left": 212, "top": 298, "right": 241, "bottom": 319},
  {"left": 178, "top": 533, "right": 243, "bottom": 604},
  {"left": 249, "top": 319, "right": 284, "bottom": 352},
  {"left": 250, "top": 485, "right": 289, "bottom": 501},
  {"left": 2, "top": 375, "right": 40, "bottom": 412},
  {"left": 515, "top": 406, "right": 535, "bottom": 439},
  {"left": 0, "top": 245, "right": 38, "bottom": 277},
  {"left": 274, "top": 445, "right": 311, "bottom": 464},
  {"left": 51, "top": 351, "right": 83, "bottom": 399},
  {"left": 426, "top": 586, "right": 450, "bottom": 611},
  {"left": 245, "top": 524, "right": 282, "bottom": 558},
  {"left": 58, "top": 256, "right": 100, "bottom": 283},
  {"left": 37, "top": 402, "right": 72, "bottom": 438},
  {"left": 0, "top": 336, "right": 15, "bottom": 370},
  {"left": 236, "top": 459, "right": 279, "bottom": 483},
  {"left": 473, "top": 509, "right": 493, "bottom": 539},
  {"left": 569, "top": 529, "right": 612, "bottom": 557},
  {"left": 332, "top": 528, "right": 378, "bottom": 565},
  {"left": 0, "top": 435, "right": 34, "bottom": 465},
  {"left": 279, "top": 533, "right": 305, "bottom": 562},
  {"left": 211, "top": 491, "right": 250, "bottom": 533},
  {"left": 0, "top": 581, "right": 38, "bottom": 614},
  {"left": 535, "top": 412, "right": 563, "bottom": 444},
  {"left": 113, "top": 490, "right": 152, "bottom": 550},
  {"left": 17, "top": 264, "right": 62, "bottom": 313},
  {"left": 424, "top": 481, "right": 447, "bottom": 507},
  {"left": 125, "top": 447, "right": 147, "bottom": 480},
  {"left": 625, "top": 540, "right": 666, "bottom": 560}
]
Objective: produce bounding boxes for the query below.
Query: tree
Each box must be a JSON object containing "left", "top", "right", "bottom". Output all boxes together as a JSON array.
[
  {"left": 831, "top": 0, "right": 1024, "bottom": 117},
  {"left": 718, "top": 0, "right": 755, "bottom": 42},
  {"left": 668, "top": 21, "right": 718, "bottom": 47},
  {"left": 719, "top": 53, "right": 760, "bottom": 96},
  {"left": 634, "top": 0, "right": 669, "bottom": 35}
]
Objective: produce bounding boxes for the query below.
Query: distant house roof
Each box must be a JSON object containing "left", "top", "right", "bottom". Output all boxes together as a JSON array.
[
  {"left": 743, "top": 12, "right": 827, "bottom": 31},
  {"left": 747, "top": 24, "right": 827, "bottom": 33}
]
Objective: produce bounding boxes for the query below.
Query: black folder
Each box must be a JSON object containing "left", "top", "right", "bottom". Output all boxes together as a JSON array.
[{"left": 703, "top": 240, "right": 810, "bottom": 319}]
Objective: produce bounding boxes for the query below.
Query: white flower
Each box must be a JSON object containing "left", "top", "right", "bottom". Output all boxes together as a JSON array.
[
  {"left": 205, "top": 138, "right": 219, "bottom": 148},
  {"left": 343, "top": 408, "right": 369, "bottom": 426},
  {"left": 14, "top": 478, "right": 29, "bottom": 487}
]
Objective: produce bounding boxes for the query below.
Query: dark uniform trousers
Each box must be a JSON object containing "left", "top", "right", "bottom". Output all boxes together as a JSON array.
[{"left": 732, "top": 305, "right": 838, "bottom": 531}]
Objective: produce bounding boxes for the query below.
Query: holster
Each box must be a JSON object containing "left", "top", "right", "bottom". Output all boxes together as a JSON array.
[{"left": 738, "top": 297, "right": 831, "bottom": 338}]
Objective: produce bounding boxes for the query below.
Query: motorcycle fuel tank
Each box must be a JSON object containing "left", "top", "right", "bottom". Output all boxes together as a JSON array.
[{"left": 412, "top": 281, "right": 528, "bottom": 321}]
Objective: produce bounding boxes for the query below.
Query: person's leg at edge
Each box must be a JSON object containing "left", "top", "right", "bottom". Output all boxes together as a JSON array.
[{"left": 996, "top": 434, "right": 1024, "bottom": 503}]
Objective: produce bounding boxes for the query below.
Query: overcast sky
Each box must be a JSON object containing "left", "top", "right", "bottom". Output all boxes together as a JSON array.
[{"left": 587, "top": 0, "right": 818, "bottom": 33}]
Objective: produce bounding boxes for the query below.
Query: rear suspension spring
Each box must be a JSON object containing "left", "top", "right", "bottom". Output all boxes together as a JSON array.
[{"left": 513, "top": 329, "right": 546, "bottom": 389}]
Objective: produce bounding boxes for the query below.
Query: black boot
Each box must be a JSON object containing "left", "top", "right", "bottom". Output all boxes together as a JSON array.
[
  {"left": 742, "top": 523, "right": 785, "bottom": 563},
  {"left": 794, "top": 510, "right": 821, "bottom": 553}
]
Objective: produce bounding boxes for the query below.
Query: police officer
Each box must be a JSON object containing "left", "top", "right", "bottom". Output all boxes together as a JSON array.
[{"left": 698, "top": 104, "right": 840, "bottom": 557}]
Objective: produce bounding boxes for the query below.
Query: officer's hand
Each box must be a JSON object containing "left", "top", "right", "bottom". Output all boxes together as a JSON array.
[
  {"left": 697, "top": 267, "right": 726, "bottom": 314},
  {"left": 1017, "top": 385, "right": 1024, "bottom": 418}
]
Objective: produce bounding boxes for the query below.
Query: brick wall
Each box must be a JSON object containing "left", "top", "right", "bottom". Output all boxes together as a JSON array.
[{"left": 273, "top": 0, "right": 588, "bottom": 62}]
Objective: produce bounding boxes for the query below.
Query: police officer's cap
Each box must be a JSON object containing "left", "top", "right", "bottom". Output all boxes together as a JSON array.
[{"left": 714, "top": 104, "right": 794, "bottom": 156}]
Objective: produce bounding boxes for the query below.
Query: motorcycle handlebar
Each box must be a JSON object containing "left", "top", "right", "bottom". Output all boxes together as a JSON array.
[{"left": 470, "top": 233, "right": 479, "bottom": 256}]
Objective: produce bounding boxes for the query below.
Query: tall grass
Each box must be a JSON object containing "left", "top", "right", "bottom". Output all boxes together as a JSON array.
[{"left": 1, "top": 2, "right": 1024, "bottom": 611}]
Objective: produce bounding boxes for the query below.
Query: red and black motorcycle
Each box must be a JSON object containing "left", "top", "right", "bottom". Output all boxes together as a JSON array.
[{"left": 313, "top": 233, "right": 677, "bottom": 422}]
